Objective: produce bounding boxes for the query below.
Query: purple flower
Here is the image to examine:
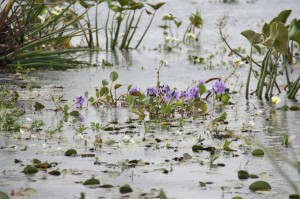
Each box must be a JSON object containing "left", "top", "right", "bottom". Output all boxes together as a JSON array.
[
  {"left": 75, "top": 96, "right": 85, "bottom": 107},
  {"left": 129, "top": 85, "right": 138, "bottom": 94},
  {"left": 185, "top": 86, "right": 199, "bottom": 100},
  {"left": 164, "top": 90, "right": 181, "bottom": 103},
  {"left": 212, "top": 80, "right": 226, "bottom": 94},
  {"left": 77, "top": 115, "right": 85, "bottom": 123},
  {"left": 161, "top": 85, "right": 169, "bottom": 94},
  {"left": 198, "top": 79, "right": 205, "bottom": 84},
  {"left": 146, "top": 86, "right": 158, "bottom": 97}
]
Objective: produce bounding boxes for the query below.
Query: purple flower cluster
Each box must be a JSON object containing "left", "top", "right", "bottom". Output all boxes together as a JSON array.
[
  {"left": 129, "top": 85, "right": 138, "bottom": 94},
  {"left": 164, "top": 89, "right": 181, "bottom": 103},
  {"left": 161, "top": 85, "right": 169, "bottom": 94},
  {"left": 185, "top": 86, "right": 199, "bottom": 101},
  {"left": 212, "top": 80, "right": 226, "bottom": 94},
  {"left": 75, "top": 96, "right": 85, "bottom": 107},
  {"left": 146, "top": 86, "right": 159, "bottom": 97}
]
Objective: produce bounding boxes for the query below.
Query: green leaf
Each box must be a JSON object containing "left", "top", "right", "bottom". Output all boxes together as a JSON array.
[
  {"left": 118, "top": 0, "right": 129, "bottom": 7},
  {"left": 110, "top": 71, "right": 118, "bottom": 82},
  {"left": 241, "top": 30, "right": 263, "bottom": 45},
  {"left": 289, "top": 19, "right": 300, "bottom": 45},
  {"left": 221, "top": 93, "right": 230, "bottom": 105},
  {"left": 114, "top": 84, "right": 122, "bottom": 90},
  {"left": 127, "top": 95, "right": 135, "bottom": 107},
  {"left": 269, "top": 21, "right": 289, "bottom": 54},
  {"left": 69, "top": 110, "right": 80, "bottom": 117},
  {"left": 252, "top": 149, "right": 264, "bottom": 156},
  {"left": 212, "top": 112, "right": 227, "bottom": 123},
  {"left": 0, "top": 191, "right": 10, "bottom": 199},
  {"left": 249, "top": 181, "right": 271, "bottom": 191},
  {"left": 147, "top": 2, "right": 165, "bottom": 10},
  {"left": 119, "top": 184, "right": 133, "bottom": 193},
  {"left": 34, "top": 101, "right": 45, "bottom": 111},
  {"left": 198, "top": 84, "right": 207, "bottom": 95},
  {"left": 83, "top": 178, "right": 100, "bottom": 185},
  {"left": 102, "top": 79, "right": 109, "bottom": 86},
  {"left": 129, "top": 2, "right": 144, "bottom": 10},
  {"left": 270, "top": 10, "right": 292, "bottom": 24},
  {"left": 159, "top": 189, "right": 168, "bottom": 199},
  {"left": 109, "top": 4, "right": 123, "bottom": 12},
  {"left": 100, "top": 87, "right": 109, "bottom": 97}
]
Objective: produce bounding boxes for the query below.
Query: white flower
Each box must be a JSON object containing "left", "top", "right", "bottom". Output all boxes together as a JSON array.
[
  {"left": 160, "top": 59, "right": 168, "bottom": 66},
  {"left": 271, "top": 96, "right": 281, "bottom": 105},
  {"left": 235, "top": 72, "right": 241, "bottom": 78},
  {"left": 78, "top": 134, "right": 84, "bottom": 139},
  {"left": 26, "top": 117, "right": 32, "bottom": 122},
  {"left": 186, "top": 33, "right": 195, "bottom": 39},
  {"left": 257, "top": 109, "right": 263, "bottom": 114},
  {"left": 20, "top": 129, "right": 26, "bottom": 134},
  {"left": 31, "top": 134, "right": 36, "bottom": 138},
  {"left": 165, "top": 36, "right": 171, "bottom": 42},
  {"left": 122, "top": 135, "right": 130, "bottom": 143},
  {"left": 176, "top": 130, "right": 182, "bottom": 135},
  {"left": 171, "top": 37, "right": 178, "bottom": 42},
  {"left": 54, "top": 6, "right": 63, "bottom": 12},
  {"left": 50, "top": 10, "right": 59, "bottom": 16},
  {"left": 233, "top": 58, "right": 241, "bottom": 66},
  {"left": 57, "top": 146, "right": 62, "bottom": 151},
  {"left": 42, "top": 143, "right": 48, "bottom": 148},
  {"left": 37, "top": 15, "right": 45, "bottom": 23},
  {"left": 248, "top": 121, "right": 255, "bottom": 127}
]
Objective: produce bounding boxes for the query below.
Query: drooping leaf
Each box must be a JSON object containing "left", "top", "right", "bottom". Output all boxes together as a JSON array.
[
  {"left": 269, "top": 21, "right": 289, "bottom": 53},
  {"left": 100, "top": 87, "right": 109, "bottom": 97},
  {"left": 114, "top": 84, "right": 122, "bottom": 90},
  {"left": 147, "top": 2, "right": 165, "bottom": 10},
  {"left": 118, "top": 0, "right": 129, "bottom": 7},
  {"left": 241, "top": 30, "right": 263, "bottom": 45},
  {"left": 110, "top": 71, "right": 118, "bottom": 82},
  {"left": 289, "top": 19, "right": 300, "bottom": 45},
  {"left": 270, "top": 10, "right": 292, "bottom": 24}
]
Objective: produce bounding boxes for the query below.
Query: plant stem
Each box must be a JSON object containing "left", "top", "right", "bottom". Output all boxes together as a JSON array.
[
  {"left": 246, "top": 47, "right": 252, "bottom": 100},
  {"left": 135, "top": 10, "right": 156, "bottom": 49}
]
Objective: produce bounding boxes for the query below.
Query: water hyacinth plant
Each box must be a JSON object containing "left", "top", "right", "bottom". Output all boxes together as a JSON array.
[{"left": 219, "top": 10, "right": 300, "bottom": 100}]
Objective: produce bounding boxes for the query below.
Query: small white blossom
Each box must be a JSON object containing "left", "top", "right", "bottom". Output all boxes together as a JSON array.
[
  {"left": 26, "top": 117, "right": 32, "bottom": 122},
  {"left": 171, "top": 37, "right": 178, "bottom": 42},
  {"left": 122, "top": 135, "right": 130, "bottom": 143},
  {"left": 42, "top": 143, "right": 48, "bottom": 148},
  {"left": 257, "top": 109, "right": 263, "bottom": 114},
  {"left": 78, "top": 134, "right": 84, "bottom": 139},
  {"left": 20, "top": 129, "right": 25, "bottom": 135},
  {"left": 31, "top": 134, "right": 36, "bottom": 138},
  {"left": 271, "top": 96, "right": 281, "bottom": 105},
  {"left": 233, "top": 58, "right": 242, "bottom": 66},
  {"left": 54, "top": 6, "right": 63, "bottom": 12},
  {"left": 165, "top": 36, "right": 171, "bottom": 42},
  {"left": 248, "top": 121, "right": 255, "bottom": 127},
  {"left": 176, "top": 130, "right": 182, "bottom": 135},
  {"left": 57, "top": 146, "right": 62, "bottom": 151},
  {"left": 50, "top": 10, "right": 59, "bottom": 16},
  {"left": 37, "top": 15, "right": 45, "bottom": 23},
  {"left": 160, "top": 59, "right": 168, "bottom": 66},
  {"left": 186, "top": 33, "right": 196, "bottom": 39}
]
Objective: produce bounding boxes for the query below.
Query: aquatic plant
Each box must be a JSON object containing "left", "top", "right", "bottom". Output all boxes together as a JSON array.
[{"left": 218, "top": 10, "right": 300, "bottom": 100}]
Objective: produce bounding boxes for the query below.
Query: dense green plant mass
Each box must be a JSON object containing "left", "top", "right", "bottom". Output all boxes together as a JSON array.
[{"left": 219, "top": 10, "right": 300, "bottom": 100}]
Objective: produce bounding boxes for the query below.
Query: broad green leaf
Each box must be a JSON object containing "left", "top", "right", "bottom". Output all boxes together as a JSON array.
[
  {"left": 270, "top": 10, "right": 292, "bottom": 24},
  {"left": 102, "top": 79, "right": 109, "bottom": 86},
  {"left": 70, "top": 110, "right": 80, "bottom": 117},
  {"left": 221, "top": 93, "right": 230, "bottom": 105},
  {"left": 249, "top": 181, "right": 271, "bottom": 191},
  {"left": 127, "top": 95, "right": 135, "bottom": 106},
  {"left": 118, "top": 0, "right": 129, "bottom": 7},
  {"left": 288, "top": 19, "right": 300, "bottom": 45},
  {"left": 100, "top": 87, "right": 109, "bottom": 97},
  {"left": 253, "top": 44, "right": 261, "bottom": 54},
  {"left": 212, "top": 112, "right": 227, "bottom": 123},
  {"left": 147, "top": 2, "right": 165, "bottom": 10},
  {"left": 269, "top": 21, "right": 289, "bottom": 54},
  {"left": 114, "top": 84, "right": 122, "bottom": 90},
  {"left": 34, "top": 101, "right": 45, "bottom": 111},
  {"left": 129, "top": 2, "right": 144, "bottom": 10},
  {"left": 198, "top": 84, "right": 207, "bottom": 95},
  {"left": 241, "top": 30, "right": 263, "bottom": 45},
  {"left": 110, "top": 71, "right": 118, "bottom": 82},
  {"left": 109, "top": 4, "right": 123, "bottom": 12},
  {"left": 159, "top": 189, "right": 168, "bottom": 199},
  {"left": 262, "top": 23, "right": 270, "bottom": 37}
]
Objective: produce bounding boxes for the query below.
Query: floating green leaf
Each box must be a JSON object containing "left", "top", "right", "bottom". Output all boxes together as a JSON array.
[
  {"left": 0, "top": 192, "right": 10, "bottom": 199},
  {"left": 249, "top": 181, "right": 271, "bottom": 191},
  {"left": 232, "top": 196, "right": 243, "bottom": 199},
  {"left": 70, "top": 110, "right": 80, "bottom": 117},
  {"left": 238, "top": 170, "right": 249, "bottom": 179},
  {"left": 99, "top": 184, "right": 114, "bottom": 188},
  {"left": 119, "top": 184, "right": 133, "bottom": 193},
  {"left": 252, "top": 149, "right": 264, "bottom": 157},
  {"left": 48, "top": 170, "right": 61, "bottom": 176},
  {"left": 289, "top": 194, "right": 300, "bottom": 199},
  {"left": 34, "top": 101, "right": 45, "bottom": 111},
  {"left": 23, "top": 165, "right": 38, "bottom": 174},
  {"left": 83, "top": 178, "right": 100, "bottom": 185},
  {"left": 64, "top": 149, "right": 77, "bottom": 156}
]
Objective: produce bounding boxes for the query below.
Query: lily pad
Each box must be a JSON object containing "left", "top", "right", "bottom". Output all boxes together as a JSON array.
[
  {"left": 289, "top": 106, "right": 300, "bottom": 111},
  {"left": 23, "top": 165, "right": 38, "bottom": 174},
  {"left": 0, "top": 191, "right": 10, "bottom": 199},
  {"left": 232, "top": 196, "right": 243, "bottom": 199},
  {"left": 48, "top": 170, "right": 61, "bottom": 176},
  {"left": 120, "top": 184, "right": 133, "bottom": 193},
  {"left": 249, "top": 181, "right": 271, "bottom": 191},
  {"left": 252, "top": 149, "right": 264, "bottom": 157},
  {"left": 83, "top": 178, "right": 100, "bottom": 185},
  {"left": 64, "top": 149, "right": 77, "bottom": 156},
  {"left": 289, "top": 194, "right": 300, "bottom": 199},
  {"left": 99, "top": 184, "right": 114, "bottom": 188},
  {"left": 238, "top": 170, "right": 249, "bottom": 179}
]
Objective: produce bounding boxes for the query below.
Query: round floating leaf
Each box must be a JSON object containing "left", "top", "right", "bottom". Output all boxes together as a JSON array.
[
  {"left": 252, "top": 149, "right": 264, "bottom": 157},
  {"left": 289, "top": 106, "right": 300, "bottom": 111},
  {"left": 0, "top": 191, "right": 10, "bottom": 199},
  {"left": 238, "top": 170, "right": 249, "bottom": 179},
  {"left": 289, "top": 194, "right": 300, "bottom": 199},
  {"left": 70, "top": 110, "right": 80, "bottom": 117},
  {"left": 33, "top": 159, "right": 41, "bottom": 164},
  {"left": 249, "top": 174, "right": 259, "bottom": 179},
  {"left": 64, "top": 149, "right": 77, "bottom": 156},
  {"left": 99, "top": 184, "right": 114, "bottom": 188},
  {"left": 249, "top": 181, "right": 271, "bottom": 191},
  {"left": 232, "top": 196, "right": 243, "bottom": 199},
  {"left": 83, "top": 178, "right": 100, "bottom": 185},
  {"left": 48, "top": 170, "right": 61, "bottom": 176},
  {"left": 23, "top": 165, "right": 38, "bottom": 174},
  {"left": 119, "top": 184, "right": 133, "bottom": 193}
]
